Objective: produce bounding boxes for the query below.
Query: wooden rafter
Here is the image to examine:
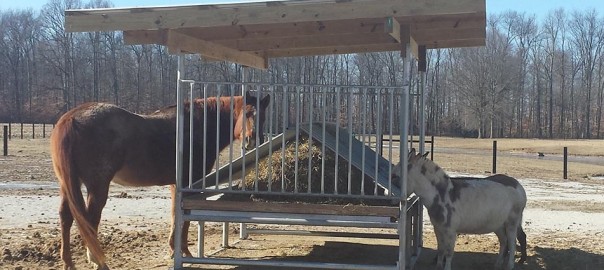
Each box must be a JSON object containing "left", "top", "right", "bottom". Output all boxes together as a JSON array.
[{"left": 166, "top": 30, "right": 268, "bottom": 69}]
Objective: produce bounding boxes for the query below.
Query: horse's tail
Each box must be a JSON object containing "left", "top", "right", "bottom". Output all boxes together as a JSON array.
[
  {"left": 517, "top": 225, "right": 527, "bottom": 264},
  {"left": 51, "top": 116, "right": 106, "bottom": 266}
]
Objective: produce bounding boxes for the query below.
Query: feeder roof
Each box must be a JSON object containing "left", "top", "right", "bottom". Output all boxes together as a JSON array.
[{"left": 64, "top": 0, "right": 486, "bottom": 69}]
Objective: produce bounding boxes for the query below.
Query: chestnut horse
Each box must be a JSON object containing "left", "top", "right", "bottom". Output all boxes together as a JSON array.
[{"left": 51, "top": 93, "right": 270, "bottom": 270}]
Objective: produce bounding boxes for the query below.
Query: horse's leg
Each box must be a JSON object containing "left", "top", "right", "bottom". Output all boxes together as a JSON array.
[
  {"left": 169, "top": 185, "right": 192, "bottom": 257},
  {"left": 84, "top": 182, "right": 110, "bottom": 270},
  {"left": 494, "top": 227, "right": 507, "bottom": 269},
  {"left": 59, "top": 194, "right": 75, "bottom": 270}
]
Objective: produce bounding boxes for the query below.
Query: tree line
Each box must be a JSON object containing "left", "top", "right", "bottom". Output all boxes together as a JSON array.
[{"left": 1, "top": 0, "right": 603, "bottom": 139}]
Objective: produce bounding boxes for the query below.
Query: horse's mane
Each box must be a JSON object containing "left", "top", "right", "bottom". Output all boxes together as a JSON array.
[{"left": 151, "top": 96, "right": 244, "bottom": 116}]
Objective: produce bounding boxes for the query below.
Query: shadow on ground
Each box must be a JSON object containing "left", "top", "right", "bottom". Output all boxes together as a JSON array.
[{"left": 214, "top": 241, "right": 604, "bottom": 270}]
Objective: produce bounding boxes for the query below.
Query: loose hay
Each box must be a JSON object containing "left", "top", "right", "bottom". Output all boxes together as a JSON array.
[{"left": 238, "top": 133, "right": 390, "bottom": 205}]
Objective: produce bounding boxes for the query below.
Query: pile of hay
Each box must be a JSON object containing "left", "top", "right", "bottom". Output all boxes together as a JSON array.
[{"left": 239, "top": 134, "right": 386, "bottom": 204}]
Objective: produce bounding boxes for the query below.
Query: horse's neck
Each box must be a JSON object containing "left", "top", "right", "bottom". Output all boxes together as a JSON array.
[{"left": 203, "top": 102, "right": 242, "bottom": 150}]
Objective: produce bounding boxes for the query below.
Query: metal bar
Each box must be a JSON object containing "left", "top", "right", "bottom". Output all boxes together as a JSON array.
[
  {"left": 281, "top": 86, "right": 287, "bottom": 192},
  {"left": 246, "top": 229, "right": 399, "bottom": 239},
  {"left": 222, "top": 222, "right": 229, "bottom": 247},
  {"left": 268, "top": 85, "right": 275, "bottom": 192},
  {"left": 181, "top": 256, "right": 398, "bottom": 270},
  {"left": 397, "top": 44, "right": 413, "bottom": 270},
  {"left": 188, "top": 82, "right": 195, "bottom": 189},
  {"left": 202, "top": 84, "right": 208, "bottom": 189},
  {"left": 197, "top": 221, "right": 205, "bottom": 258},
  {"left": 295, "top": 86, "right": 301, "bottom": 193},
  {"left": 229, "top": 86, "right": 235, "bottom": 190},
  {"left": 347, "top": 91, "right": 353, "bottom": 195},
  {"left": 321, "top": 86, "right": 327, "bottom": 194},
  {"left": 493, "top": 140, "right": 497, "bottom": 174},
  {"left": 173, "top": 54, "right": 186, "bottom": 269},
  {"left": 361, "top": 87, "right": 367, "bottom": 195},
  {"left": 215, "top": 87, "right": 222, "bottom": 189},
  {"left": 334, "top": 87, "right": 341, "bottom": 194},
  {"left": 308, "top": 86, "right": 314, "bottom": 193}
]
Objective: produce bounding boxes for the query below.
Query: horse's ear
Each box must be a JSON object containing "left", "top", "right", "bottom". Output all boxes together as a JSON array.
[{"left": 260, "top": 95, "right": 270, "bottom": 107}]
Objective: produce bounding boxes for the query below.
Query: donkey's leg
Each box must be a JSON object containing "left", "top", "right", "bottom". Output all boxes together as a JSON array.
[
  {"left": 504, "top": 222, "right": 519, "bottom": 270},
  {"left": 494, "top": 227, "right": 507, "bottom": 269},
  {"left": 440, "top": 230, "right": 457, "bottom": 270},
  {"left": 434, "top": 228, "right": 445, "bottom": 268},
  {"left": 59, "top": 195, "right": 75, "bottom": 270},
  {"left": 84, "top": 181, "right": 110, "bottom": 270},
  {"left": 169, "top": 185, "right": 192, "bottom": 257}
]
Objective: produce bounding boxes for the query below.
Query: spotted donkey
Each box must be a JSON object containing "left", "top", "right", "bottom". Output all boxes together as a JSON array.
[{"left": 392, "top": 149, "right": 527, "bottom": 270}]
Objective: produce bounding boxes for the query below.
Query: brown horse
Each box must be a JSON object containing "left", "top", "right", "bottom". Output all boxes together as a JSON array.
[{"left": 51, "top": 93, "right": 270, "bottom": 270}]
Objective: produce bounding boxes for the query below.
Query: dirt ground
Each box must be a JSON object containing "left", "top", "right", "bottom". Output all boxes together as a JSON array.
[{"left": 1, "top": 137, "right": 603, "bottom": 270}]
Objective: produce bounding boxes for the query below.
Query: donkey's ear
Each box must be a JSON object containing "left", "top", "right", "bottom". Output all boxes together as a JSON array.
[
  {"left": 260, "top": 95, "right": 270, "bottom": 107},
  {"left": 421, "top": 152, "right": 430, "bottom": 158},
  {"left": 408, "top": 148, "right": 416, "bottom": 158},
  {"left": 245, "top": 90, "right": 252, "bottom": 97}
]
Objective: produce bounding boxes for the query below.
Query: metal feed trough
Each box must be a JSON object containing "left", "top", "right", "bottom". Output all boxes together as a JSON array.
[
  {"left": 174, "top": 75, "right": 421, "bottom": 269},
  {"left": 64, "top": 1, "right": 486, "bottom": 269}
]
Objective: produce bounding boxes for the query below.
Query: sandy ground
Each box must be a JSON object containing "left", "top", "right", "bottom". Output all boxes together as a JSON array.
[{"left": 1, "top": 138, "right": 604, "bottom": 269}]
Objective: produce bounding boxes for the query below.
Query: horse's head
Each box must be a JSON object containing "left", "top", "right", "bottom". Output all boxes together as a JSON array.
[
  {"left": 235, "top": 92, "right": 270, "bottom": 150},
  {"left": 392, "top": 148, "right": 430, "bottom": 196}
]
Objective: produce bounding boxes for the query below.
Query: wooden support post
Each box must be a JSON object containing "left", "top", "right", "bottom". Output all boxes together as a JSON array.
[
  {"left": 492, "top": 140, "right": 497, "bottom": 174},
  {"left": 563, "top": 147, "right": 568, "bottom": 179},
  {"left": 43, "top": 124, "right": 46, "bottom": 139},
  {"left": 32, "top": 123, "right": 35, "bottom": 139},
  {"left": 20, "top": 123, "right": 23, "bottom": 139},
  {"left": 430, "top": 135, "right": 434, "bottom": 161},
  {"left": 3, "top": 126, "right": 7, "bottom": 156}
]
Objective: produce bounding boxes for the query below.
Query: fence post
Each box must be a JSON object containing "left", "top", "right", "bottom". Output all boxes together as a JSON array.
[
  {"left": 3, "top": 126, "right": 7, "bottom": 156},
  {"left": 32, "top": 123, "right": 35, "bottom": 139},
  {"left": 8, "top": 122, "right": 11, "bottom": 140},
  {"left": 430, "top": 135, "right": 434, "bottom": 161},
  {"left": 20, "top": 123, "right": 23, "bottom": 139},
  {"left": 43, "top": 124, "right": 46, "bottom": 138},
  {"left": 492, "top": 140, "right": 497, "bottom": 174},
  {"left": 563, "top": 147, "right": 568, "bottom": 179}
]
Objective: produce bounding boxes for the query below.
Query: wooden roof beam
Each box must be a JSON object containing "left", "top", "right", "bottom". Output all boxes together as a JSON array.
[
  {"left": 65, "top": 0, "right": 485, "bottom": 32},
  {"left": 166, "top": 30, "right": 268, "bottom": 70}
]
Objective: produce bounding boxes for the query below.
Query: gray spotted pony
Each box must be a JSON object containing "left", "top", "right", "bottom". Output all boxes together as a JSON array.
[{"left": 392, "top": 149, "right": 527, "bottom": 270}]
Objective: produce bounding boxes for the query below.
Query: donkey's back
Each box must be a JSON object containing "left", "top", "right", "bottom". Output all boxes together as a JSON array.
[{"left": 451, "top": 175, "right": 526, "bottom": 234}]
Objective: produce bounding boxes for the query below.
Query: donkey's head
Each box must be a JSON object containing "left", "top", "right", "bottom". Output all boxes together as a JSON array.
[
  {"left": 235, "top": 92, "right": 270, "bottom": 150},
  {"left": 392, "top": 148, "right": 431, "bottom": 196}
]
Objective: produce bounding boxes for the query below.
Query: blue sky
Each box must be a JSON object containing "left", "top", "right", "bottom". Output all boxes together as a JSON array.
[{"left": 0, "top": 0, "right": 602, "bottom": 21}]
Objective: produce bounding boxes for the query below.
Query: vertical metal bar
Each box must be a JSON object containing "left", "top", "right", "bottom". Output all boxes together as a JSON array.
[
  {"left": 295, "top": 86, "right": 301, "bottom": 193},
  {"left": 419, "top": 71, "right": 426, "bottom": 155},
  {"left": 281, "top": 86, "right": 287, "bottom": 192},
  {"left": 374, "top": 89, "right": 381, "bottom": 196},
  {"left": 188, "top": 83, "right": 195, "bottom": 189},
  {"left": 347, "top": 91, "right": 353, "bottom": 195},
  {"left": 268, "top": 84, "right": 275, "bottom": 192},
  {"left": 222, "top": 222, "right": 229, "bottom": 247},
  {"left": 240, "top": 70, "right": 248, "bottom": 240},
  {"left": 307, "top": 86, "right": 314, "bottom": 193},
  {"left": 334, "top": 87, "right": 341, "bottom": 194},
  {"left": 255, "top": 86, "right": 261, "bottom": 192},
  {"left": 321, "top": 86, "right": 327, "bottom": 194},
  {"left": 388, "top": 89, "right": 394, "bottom": 194},
  {"left": 215, "top": 87, "right": 221, "bottom": 189},
  {"left": 398, "top": 44, "right": 412, "bottom": 270},
  {"left": 361, "top": 87, "right": 367, "bottom": 195},
  {"left": 229, "top": 86, "right": 235, "bottom": 190},
  {"left": 173, "top": 54, "right": 186, "bottom": 269},
  {"left": 202, "top": 84, "right": 208, "bottom": 189},
  {"left": 197, "top": 221, "right": 205, "bottom": 258}
]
